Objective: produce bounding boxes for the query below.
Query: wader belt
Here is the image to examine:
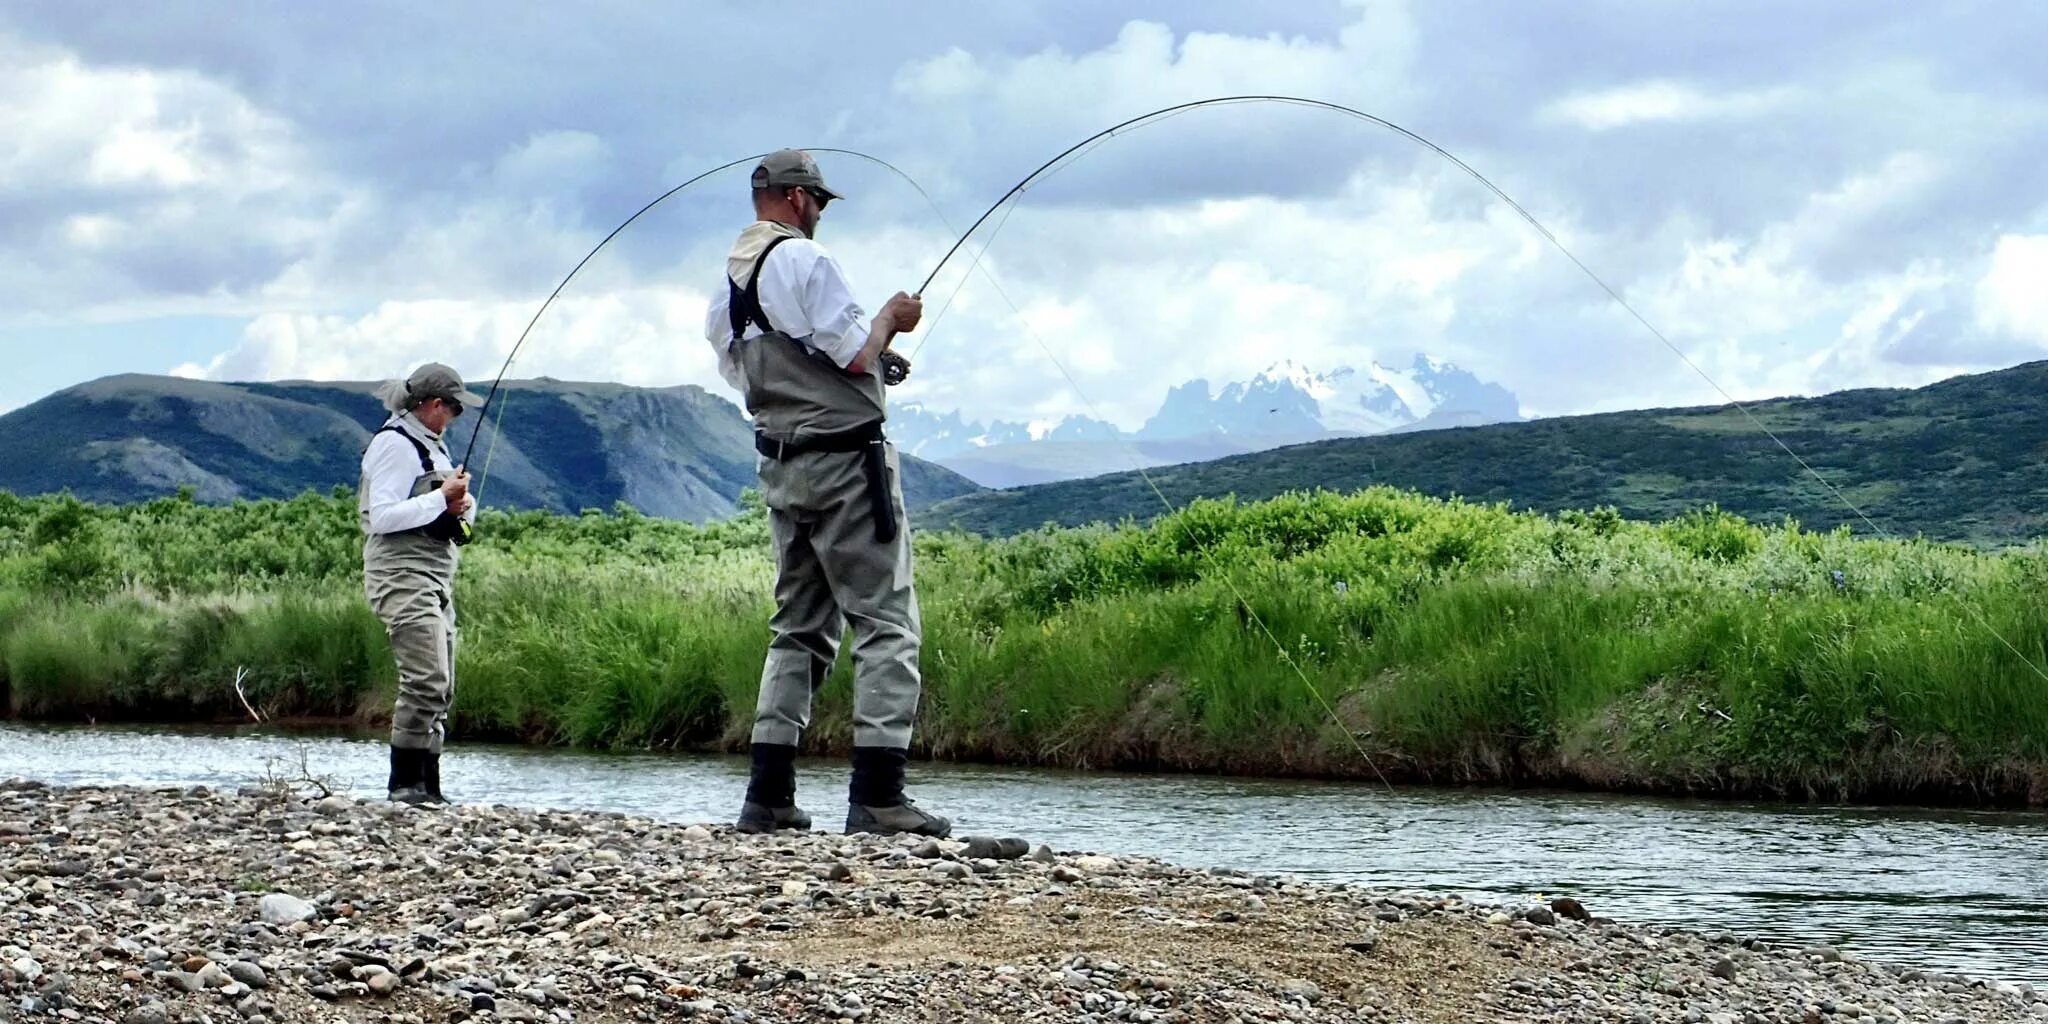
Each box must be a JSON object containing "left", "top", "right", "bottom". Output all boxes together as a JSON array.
[
  {"left": 755, "top": 421, "right": 898, "bottom": 544},
  {"left": 372, "top": 426, "right": 469, "bottom": 545}
]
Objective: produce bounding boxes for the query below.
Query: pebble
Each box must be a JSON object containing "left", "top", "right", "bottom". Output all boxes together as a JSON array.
[
  {"left": 225, "top": 961, "right": 267, "bottom": 989},
  {"left": 255, "top": 893, "right": 316, "bottom": 925}
]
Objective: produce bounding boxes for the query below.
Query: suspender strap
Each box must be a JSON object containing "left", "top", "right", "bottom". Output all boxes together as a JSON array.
[
  {"left": 727, "top": 234, "right": 800, "bottom": 340},
  {"left": 374, "top": 425, "right": 436, "bottom": 474}
]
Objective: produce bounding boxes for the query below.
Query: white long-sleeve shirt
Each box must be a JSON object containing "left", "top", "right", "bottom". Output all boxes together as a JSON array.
[
  {"left": 360, "top": 414, "right": 473, "bottom": 536},
  {"left": 704, "top": 237, "right": 872, "bottom": 393}
]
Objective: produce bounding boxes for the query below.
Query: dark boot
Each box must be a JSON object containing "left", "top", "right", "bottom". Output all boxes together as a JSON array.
[
  {"left": 736, "top": 802, "right": 813, "bottom": 834},
  {"left": 421, "top": 751, "right": 450, "bottom": 806},
  {"left": 735, "top": 743, "right": 811, "bottom": 834},
  {"left": 845, "top": 746, "right": 951, "bottom": 837},
  {"left": 387, "top": 747, "right": 434, "bottom": 805}
]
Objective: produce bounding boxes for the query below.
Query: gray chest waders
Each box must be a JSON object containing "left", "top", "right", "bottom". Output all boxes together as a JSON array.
[{"left": 731, "top": 236, "right": 897, "bottom": 543}]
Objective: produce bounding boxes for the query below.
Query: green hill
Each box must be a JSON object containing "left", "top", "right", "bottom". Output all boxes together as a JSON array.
[
  {"left": 0, "top": 374, "right": 981, "bottom": 520},
  {"left": 925, "top": 361, "right": 2048, "bottom": 546}
]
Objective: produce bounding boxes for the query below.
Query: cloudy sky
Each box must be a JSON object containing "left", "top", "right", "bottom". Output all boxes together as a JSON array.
[{"left": 2, "top": 1, "right": 2044, "bottom": 428}]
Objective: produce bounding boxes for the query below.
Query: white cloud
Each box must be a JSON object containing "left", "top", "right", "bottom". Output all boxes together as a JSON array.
[
  {"left": 0, "top": 42, "right": 301, "bottom": 194},
  {"left": 878, "top": 6, "right": 1421, "bottom": 205},
  {"left": 1583, "top": 146, "right": 1993, "bottom": 410},
  {"left": 488, "top": 130, "right": 611, "bottom": 193},
  {"left": 1541, "top": 79, "right": 1796, "bottom": 131},
  {"left": 1975, "top": 233, "right": 2048, "bottom": 345},
  {"left": 182, "top": 287, "right": 720, "bottom": 392}
]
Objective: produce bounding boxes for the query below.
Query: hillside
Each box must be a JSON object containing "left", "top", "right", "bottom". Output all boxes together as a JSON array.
[
  {"left": 0, "top": 375, "right": 981, "bottom": 520},
  {"left": 924, "top": 361, "right": 2048, "bottom": 546}
]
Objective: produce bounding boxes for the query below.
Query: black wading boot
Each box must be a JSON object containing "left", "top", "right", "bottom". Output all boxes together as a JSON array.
[
  {"left": 387, "top": 747, "right": 435, "bottom": 806},
  {"left": 844, "top": 746, "right": 951, "bottom": 837},
  {"left": 735, "top": 743, "right": 812, "bottom": 834},
  {"left": 420, "top": 750, "right": 451, "bottom": 806}
]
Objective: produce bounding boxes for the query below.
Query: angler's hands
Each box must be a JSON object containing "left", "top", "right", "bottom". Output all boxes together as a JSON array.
[
  {"left": 879, "top": 292, "right": 923, "bottom": 333},
  {"left": 441, "top": 468, "right": 471, "bottom": 510}
]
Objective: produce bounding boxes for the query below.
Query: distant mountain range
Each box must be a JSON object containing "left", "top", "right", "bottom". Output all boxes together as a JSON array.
[
  {"left": 922, "top": 359, "right": 2048, "bottom": 548},
  {"left": 890, "top": 354, "right": 1522, "bottom": 486},
  {"left": 0, "top": 375, "right": 981, "bottom": 520},
  {"left": 15, "top": 359, "right": 2037, "bottom": 550}
]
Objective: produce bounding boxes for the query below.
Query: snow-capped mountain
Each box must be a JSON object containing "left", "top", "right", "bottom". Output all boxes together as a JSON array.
[
  {"left": 1137, "top": 355, "right": 1522, "bottom": 439},
  {"left": 888, "top": 405, "right": 1121, "bottom": 461},
  {"left": 886, "top": 354, "right": 1520, "bottom": 486},
  {"left": 1317, "top": 354, "right": 1522, "bottom": 434}
]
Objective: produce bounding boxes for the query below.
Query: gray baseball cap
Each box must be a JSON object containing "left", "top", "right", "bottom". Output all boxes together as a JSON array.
[
  {"left": 750, "top": 148, "right": 841, "bottom": 201},
  {"left": 406, "top": 363, "right": 486, "bottom": 408}
]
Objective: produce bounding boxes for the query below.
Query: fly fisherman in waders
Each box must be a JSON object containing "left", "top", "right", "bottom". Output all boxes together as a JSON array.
[
  {"left": 705, "top": 149, "right": 949, "bottom": 838},
  {"left": 360, "top": 363, "right": 483, "bottom": 806}
]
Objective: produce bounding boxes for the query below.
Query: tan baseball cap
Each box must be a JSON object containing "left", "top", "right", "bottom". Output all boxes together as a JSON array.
[
  {"left": 406, "top": 363, "right": 486, "bottom": 408},
  {"left": 750, "top": 149, "right": 841, "bottom": 201}
]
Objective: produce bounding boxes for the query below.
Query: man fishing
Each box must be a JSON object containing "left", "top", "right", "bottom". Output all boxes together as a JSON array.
[
  {"left": 360, "top": 363, "right": 483, "bottom": 806},
  {"left": 704, "top": 148, "right": 949, "bottom": 838}
]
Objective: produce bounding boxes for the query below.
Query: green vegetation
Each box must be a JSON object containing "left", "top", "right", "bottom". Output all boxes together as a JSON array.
[{"left": 4, "top": 485, "right": 2047, "bottom": 804}]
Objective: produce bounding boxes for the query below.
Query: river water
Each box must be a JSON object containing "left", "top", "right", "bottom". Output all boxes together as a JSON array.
[{"left": 4, "top": 723, "right": 2044, "bottom": 986}]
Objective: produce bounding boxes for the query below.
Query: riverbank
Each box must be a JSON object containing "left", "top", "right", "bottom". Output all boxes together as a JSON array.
[
  {"left": 6, "top": 488, "right": 2048, "bottom": 806},
  {"left": 4, "top": 778, "right": 2048, "bottom": 1019},
  {"left": 3, "top": 780, "right": 2043, "bottom": 1024}
]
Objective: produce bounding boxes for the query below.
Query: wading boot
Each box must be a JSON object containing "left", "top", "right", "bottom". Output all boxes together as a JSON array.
[
  {"left": 735, "top": 743, "right": 812, "bottom": 834},
  {"left": 844, "top": 746, "right": 951, "bottom": 837},
  {"left": 736, "top": 802, "right": 813, "bottom": 834},
  {"left": 420, "top": 751, "right": 451, "bottom": 806},
  {"left": 387, "top": 747, "right": 435, "bottom": 806}
]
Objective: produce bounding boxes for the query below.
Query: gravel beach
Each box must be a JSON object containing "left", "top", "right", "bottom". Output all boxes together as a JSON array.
[{"left": 1, "top": 779, "right": 2041, "bottom": 1023}]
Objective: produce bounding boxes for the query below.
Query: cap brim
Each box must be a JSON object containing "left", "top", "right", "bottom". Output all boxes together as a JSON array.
[
  {"left": 816, "top": 185, "right": 843, "bottom": 201},
  {"left": 454, "top": 389, "right": 487, "bottom": 408}
]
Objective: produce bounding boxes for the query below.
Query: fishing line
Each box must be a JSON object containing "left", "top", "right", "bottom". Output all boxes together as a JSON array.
[{"left": 902, "top": 95, "right": 2048, "bottom": 782}]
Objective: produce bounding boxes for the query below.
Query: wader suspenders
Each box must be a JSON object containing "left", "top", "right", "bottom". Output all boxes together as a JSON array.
[{"left": 728, "top": 234, "right": 798, "bottom": 341}]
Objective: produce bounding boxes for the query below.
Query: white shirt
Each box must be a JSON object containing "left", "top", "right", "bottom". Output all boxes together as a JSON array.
[
  {"left": 361, "top": 414, "right": 473, "bottom": 535},
  {"left": 703, "top": 237, "right": 872, "bottom": 392}
]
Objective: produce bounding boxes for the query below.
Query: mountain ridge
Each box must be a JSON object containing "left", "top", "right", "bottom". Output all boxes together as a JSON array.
[{"left": 0, "top": 374, "right": 981, "bottom": 520}]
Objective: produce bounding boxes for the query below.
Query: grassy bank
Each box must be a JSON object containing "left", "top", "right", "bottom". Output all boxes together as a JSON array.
[{"left": 3, "top": 486, "right": 2047, "bottom": 804}]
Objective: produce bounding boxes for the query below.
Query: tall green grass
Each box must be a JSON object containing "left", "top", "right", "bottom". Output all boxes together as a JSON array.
[{"left": 2, "top": 486, "right": 2046, "bottom": 802}]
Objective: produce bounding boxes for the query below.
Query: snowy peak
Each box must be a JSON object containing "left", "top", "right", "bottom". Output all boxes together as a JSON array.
[{"left": 888, "top": 354, "right": 1520, "bottom": 475}]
